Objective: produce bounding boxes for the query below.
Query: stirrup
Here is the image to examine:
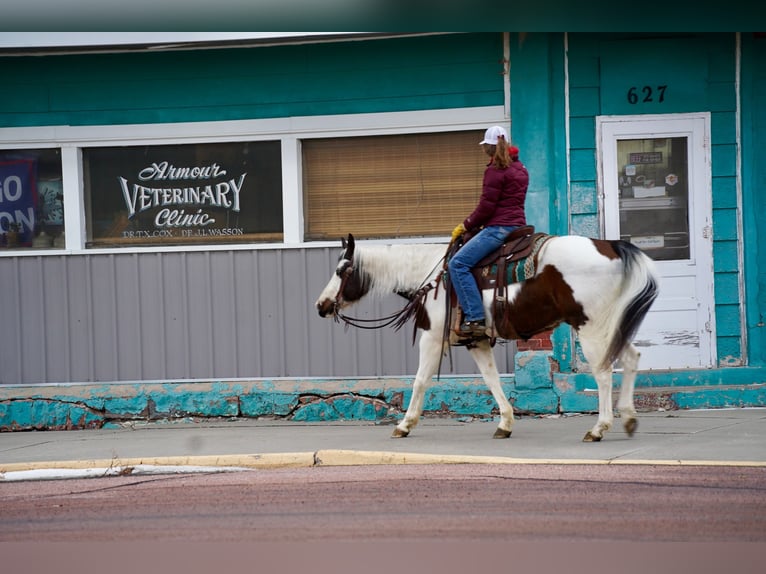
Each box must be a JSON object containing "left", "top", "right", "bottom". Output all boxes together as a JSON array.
[{"left": 457, "top": 320, "right": 486, "bottom": 338}]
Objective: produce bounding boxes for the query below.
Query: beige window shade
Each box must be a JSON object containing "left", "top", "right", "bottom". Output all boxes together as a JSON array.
[{"left": 303, "top": 130, "right": 485, "bottom": 241}]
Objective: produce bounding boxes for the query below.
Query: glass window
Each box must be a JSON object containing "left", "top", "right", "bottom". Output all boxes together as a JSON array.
[
  {"left": 83, "top": 141, "right": 283, "bottom": 248},
  {"left": 302, "top": 130, "right": 485, "bottom": 240},
  {"left": 616, "top": 137, "right": 690, "bottom": 261},
  {"left": 0, "top": 148, "right": 64, "bottom": 250}
]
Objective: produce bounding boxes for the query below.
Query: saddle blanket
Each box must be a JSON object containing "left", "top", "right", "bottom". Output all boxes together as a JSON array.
[{"left": 480, "top": 232, "right": 552, "bottom": 285}]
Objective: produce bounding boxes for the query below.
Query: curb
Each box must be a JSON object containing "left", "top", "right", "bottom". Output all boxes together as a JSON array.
[{"left": 3, "top": 449, "right": 766, "bottom": 481}]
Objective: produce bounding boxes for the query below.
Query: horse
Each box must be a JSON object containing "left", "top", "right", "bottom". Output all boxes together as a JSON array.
[{"left": 315, "top": 232, "right": 659, "bottom": 442}]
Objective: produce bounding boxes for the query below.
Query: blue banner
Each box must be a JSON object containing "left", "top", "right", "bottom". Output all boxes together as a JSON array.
[{"left": 0, "top": 159, "right": 37, "bottom": 247}]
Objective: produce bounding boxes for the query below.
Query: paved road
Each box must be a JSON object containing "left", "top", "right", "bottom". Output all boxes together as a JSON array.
[
  {"left": 3, "top": 410, "right": 766, "bottom": 574},
  {"left": 2, "top": 463, "right": 764, "bottom": 543}
]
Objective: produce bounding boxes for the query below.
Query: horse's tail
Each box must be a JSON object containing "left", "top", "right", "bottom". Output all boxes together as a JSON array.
[{"left": 601, "top": 240, "right": 659, "bottom": 371}]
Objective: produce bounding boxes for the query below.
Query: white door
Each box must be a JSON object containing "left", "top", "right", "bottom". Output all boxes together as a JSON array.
[{"left": 598, "top": 113, "right": 715, "bottom": 369}]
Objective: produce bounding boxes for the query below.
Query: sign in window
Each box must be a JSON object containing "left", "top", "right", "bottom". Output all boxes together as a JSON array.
[
  {"left": 83, "top": 141, "right": 283, "bottom": 247},
  {"left": 0, "top": 148, "right": 63, "bottom": 250}
]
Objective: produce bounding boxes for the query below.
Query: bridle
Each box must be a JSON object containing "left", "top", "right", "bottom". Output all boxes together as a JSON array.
[
  {"left": 333, "top": 258, "right": 355, "bottom": 311},
  {"left": 331, "top": 253, "right": 443, "bottom": 335}
]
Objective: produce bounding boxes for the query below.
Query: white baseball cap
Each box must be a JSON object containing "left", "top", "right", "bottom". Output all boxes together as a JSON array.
[{"left": 479, "top": 125, "right": 508, "bottom": 145}]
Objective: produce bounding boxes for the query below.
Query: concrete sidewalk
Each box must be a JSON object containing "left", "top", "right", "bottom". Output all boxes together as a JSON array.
[{"left": 1, "top": 408, "right": 765, "bottom": 480}]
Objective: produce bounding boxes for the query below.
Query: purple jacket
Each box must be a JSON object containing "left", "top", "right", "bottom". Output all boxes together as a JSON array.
[{"left": 463, "top": 160, "right": 528, "bottom": 230}]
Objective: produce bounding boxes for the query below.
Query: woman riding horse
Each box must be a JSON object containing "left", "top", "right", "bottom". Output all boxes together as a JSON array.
[{"left": 448, "top": 125, "right": 529, "bottom": 339}]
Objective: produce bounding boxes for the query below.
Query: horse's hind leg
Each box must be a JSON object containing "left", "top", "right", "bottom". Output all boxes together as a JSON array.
[
  {"left": 468, "top": 339, "right": 514, "bottom": 438},
  {"left": 583, "top": 365, "right": 614, "bottom": 442},
  {"left": 579, "top": 336, "right": 614, "bottom": 442},
  {"left": 616, "top": 343, "right": 640, "bottom": 437},
  {"left": 392, "top": 330, "right": 444, "bottom": 438}
]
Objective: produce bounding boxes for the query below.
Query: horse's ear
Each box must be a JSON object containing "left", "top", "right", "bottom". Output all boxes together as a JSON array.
[
  {"left": 342, "top": 233, "right": 355, "bottom": 260},
  {"left": 341, "top": 236, "right": 347, "bottom": 249}
]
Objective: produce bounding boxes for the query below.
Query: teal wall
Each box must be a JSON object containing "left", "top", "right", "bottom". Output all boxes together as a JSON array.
[
  {"left": 567, "top": 33, "right": 743, "bottom": 366},
  {"left": 508, "top": 33, "right": 568, "bottom": 236},
  {"left": 0, "top": 33, "right": 504, "bottom": 128},
  {"left": 1, "top": 32, "right": 765, "bottom": 425},
  {"left": 741, "top": 34, "right": 766, "bottom": 367},
  {"left": 1, "top": 33, "right": 757, "bottom": 374},
  {"left": 507, "top": 32, "right": 573, "bottom": 370}
]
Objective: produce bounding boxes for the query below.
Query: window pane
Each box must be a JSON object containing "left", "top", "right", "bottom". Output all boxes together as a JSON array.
[
  {"left": 617, "top": 137, "right": 690, "bottom": 261},
  {"left": 0, "top": 148, "right": 64, "bottom": 250},
  {"left": 303, "top": 131, "right": 485, "bottom": 240},
  {"left": 83, "top": 141, "right": 283, "bottom": 248}
]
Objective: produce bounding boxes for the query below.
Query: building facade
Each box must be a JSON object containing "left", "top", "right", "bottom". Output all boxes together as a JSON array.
[{"left": 1, "top": 32, "right": 764, "bottom": 429}]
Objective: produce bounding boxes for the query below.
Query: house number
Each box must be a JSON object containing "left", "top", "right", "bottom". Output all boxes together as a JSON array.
[{"left": 627, "top": 85, "right": 667, "bottom": 104}]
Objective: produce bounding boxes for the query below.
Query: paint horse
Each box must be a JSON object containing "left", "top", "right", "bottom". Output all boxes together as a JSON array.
[{"left": 315, "top": 232, "right": 659, "bottom": 442}]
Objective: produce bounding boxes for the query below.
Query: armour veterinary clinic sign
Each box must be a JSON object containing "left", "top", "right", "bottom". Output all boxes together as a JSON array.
[
  {"left": 84, "top": 141, "right": 283, "bottom": 246},
  {"left": 119, "top": 161, "right": 246, "bottom": 234}
]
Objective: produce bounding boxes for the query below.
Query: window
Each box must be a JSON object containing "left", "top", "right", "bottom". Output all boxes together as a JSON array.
[
  {"left": 302, "top": 130, "right": 485, "bottom": 240},
  {"left": 616, "top": 137, "right": 689, "bottom": 261},
  {"left": 0, "top": 108, "right": 506, "bottom": 252},
  {"left": 83, "top": 141, "right": 283, "bottom": 248},
  {"left": 0, "top": 148, "right": 63, "bottom": 249}
]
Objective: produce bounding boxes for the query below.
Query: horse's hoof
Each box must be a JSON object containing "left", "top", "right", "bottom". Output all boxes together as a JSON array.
[
  {"left": 391, "top": 428, "right": 409, "bottom": 438},
  {"left": 624, "top": 417, "right": 638, "bottom": 437},
  {"left": 582, "top": 431, "right": 602, "bottom": 442},
  {"left": 493, "top": 428, "right": 512, "bottom": 439}
]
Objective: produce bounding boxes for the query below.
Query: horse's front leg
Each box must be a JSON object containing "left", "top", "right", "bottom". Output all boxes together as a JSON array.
[
  {"left": 392, "top": 329, "right": 444, "bottom": 438},
  {"left": 468, "top": 338, "right": 514, "bottom": 438}
]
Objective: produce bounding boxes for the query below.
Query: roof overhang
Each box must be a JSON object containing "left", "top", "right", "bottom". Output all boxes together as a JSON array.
[{"left": 0, "top": 32, "right": 450, "bottom": 56}]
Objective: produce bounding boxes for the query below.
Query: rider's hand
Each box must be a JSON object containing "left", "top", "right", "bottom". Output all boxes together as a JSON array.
[{"left": 451, "top": 223, "right": 466, "bottom": 242}]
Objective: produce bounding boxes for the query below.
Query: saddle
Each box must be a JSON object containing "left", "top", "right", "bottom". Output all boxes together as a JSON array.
[
  {"left": 470, "top": 225, "right": 537, "bottom": 289},
  {"left": 445, "top": 225, "right": 552, "bottom": 342}
]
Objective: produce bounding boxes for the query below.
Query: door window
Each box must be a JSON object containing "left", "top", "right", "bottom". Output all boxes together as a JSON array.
[{"left": 616, "top": 137, "right": 689, "bottom": 261}]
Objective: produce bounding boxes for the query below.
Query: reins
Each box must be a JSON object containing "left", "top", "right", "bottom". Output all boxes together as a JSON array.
[
  {"left": 334, "top": 254, "right": 445, "bottom": 337},
  {"left": 335, "top": 282, "right": 436, "bottom": 331},
  {"left": 331, "top": 240, "right": 466, "bottom": 380}
]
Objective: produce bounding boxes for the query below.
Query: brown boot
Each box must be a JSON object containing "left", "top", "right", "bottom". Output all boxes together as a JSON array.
[{"left": 457, "top": 319, "right": 486, "bottom": 338}]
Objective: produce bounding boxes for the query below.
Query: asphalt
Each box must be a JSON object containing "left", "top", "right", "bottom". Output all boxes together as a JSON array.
[{"left": 1, "top": 408, "right": 765, "bottom": 481}]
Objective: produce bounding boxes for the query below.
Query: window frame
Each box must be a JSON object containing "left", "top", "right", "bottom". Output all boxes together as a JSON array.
[{"left": 0, "top": 105, "right": 505, "bottom": 256}]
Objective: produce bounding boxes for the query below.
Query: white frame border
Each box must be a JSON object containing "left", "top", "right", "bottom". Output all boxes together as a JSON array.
[{"left": 0, "top": 105, "right": 506, "bottom": 256}]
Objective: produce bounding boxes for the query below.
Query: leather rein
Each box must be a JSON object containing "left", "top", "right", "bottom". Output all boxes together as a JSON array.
[{"left": 333, "top": 254, "right": 444, "bottom": 335}]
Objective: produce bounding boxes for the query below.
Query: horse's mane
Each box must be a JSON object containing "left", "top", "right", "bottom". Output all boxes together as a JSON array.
[{"left": 355, "top": 243, "right": 445, "bottom": 296}]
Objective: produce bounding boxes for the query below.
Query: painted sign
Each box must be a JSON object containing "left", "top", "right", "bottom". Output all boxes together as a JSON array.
[
  {"left": 84, "top": 141, "right": 283, "bottom": 247},
  {"left": 118, "top": 160, "right": 246, "bottom": 239}
]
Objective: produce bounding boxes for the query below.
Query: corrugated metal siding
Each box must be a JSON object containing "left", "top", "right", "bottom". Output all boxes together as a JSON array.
[{"left": 0, "top": 248, "right": 515, "bottom": 385}]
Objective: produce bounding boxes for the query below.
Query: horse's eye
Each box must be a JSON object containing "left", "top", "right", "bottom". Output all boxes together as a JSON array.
[{"left": 336, "top": 260, "right": 352, "bottom": 277}]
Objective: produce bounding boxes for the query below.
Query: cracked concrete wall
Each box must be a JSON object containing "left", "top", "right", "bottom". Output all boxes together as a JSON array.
[
  {"left": 3, "top": 353, "right": 765, "bottom": 430},
  {"left": 0, "top": 377, "right": 528, "bottom": 431},
  {"left": 0, "top": 351, "right": 563, "bottom": 430}
]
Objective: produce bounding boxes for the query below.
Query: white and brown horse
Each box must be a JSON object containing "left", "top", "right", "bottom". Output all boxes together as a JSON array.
[{"left": 316, "top": 233, "right": 659, "bottom": 442}]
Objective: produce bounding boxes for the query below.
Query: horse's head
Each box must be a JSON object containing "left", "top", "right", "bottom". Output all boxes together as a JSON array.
[{"left": 315, "top": 233, "right": 370, "bottom": 318}]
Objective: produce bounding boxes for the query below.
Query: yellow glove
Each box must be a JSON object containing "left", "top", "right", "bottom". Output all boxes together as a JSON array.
[{"left": 451, "top": 223, "right": 466, "bottom": 241}]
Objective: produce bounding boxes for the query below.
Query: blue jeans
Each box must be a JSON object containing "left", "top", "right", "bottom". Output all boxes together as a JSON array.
[{"left": 447, "top": 225, "right": 516, "bottom": 322}]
